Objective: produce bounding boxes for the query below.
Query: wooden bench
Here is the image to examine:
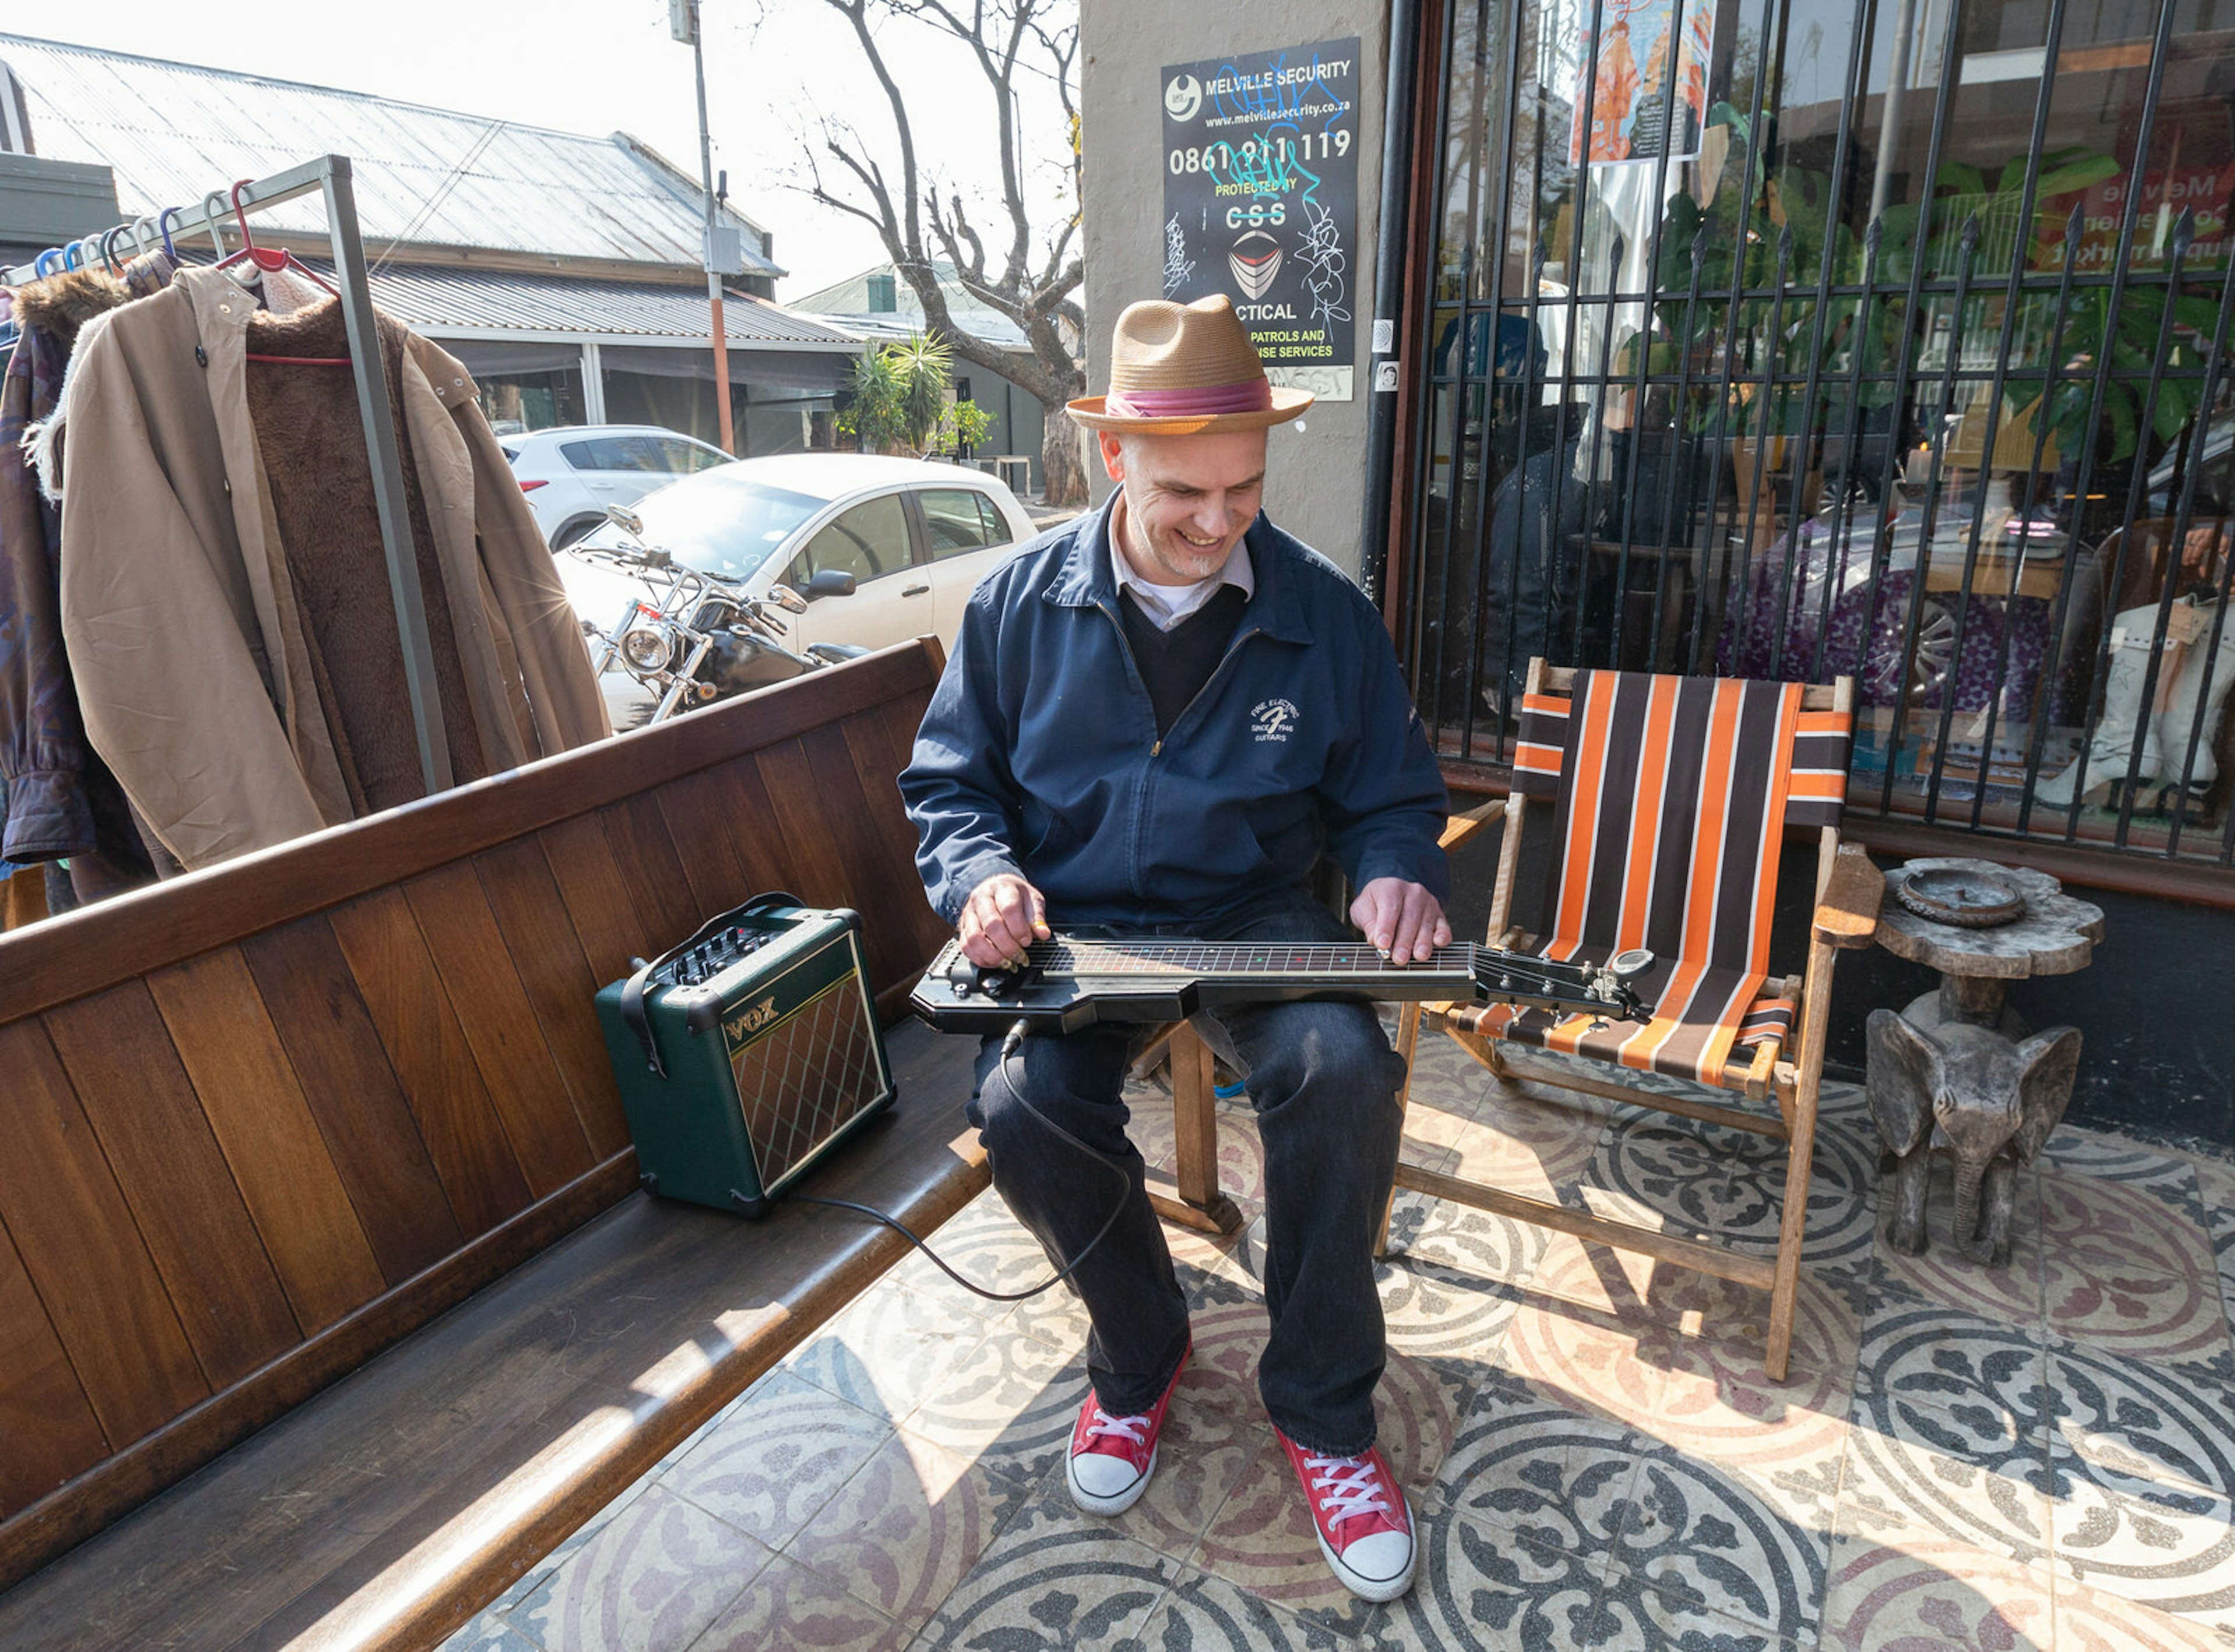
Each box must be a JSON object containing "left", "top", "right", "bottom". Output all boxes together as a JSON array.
[
  {"left": 0, "top": 1021, "right": 985, "bottom": 1652},
  {"left": 0, "top": 640, "right": 975, "bottom": 1647}
]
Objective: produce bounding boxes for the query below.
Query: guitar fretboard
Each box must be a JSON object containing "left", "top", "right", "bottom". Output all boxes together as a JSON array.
[{"left": 1033, "top": 939, "right": 1481, "bottom": 978}]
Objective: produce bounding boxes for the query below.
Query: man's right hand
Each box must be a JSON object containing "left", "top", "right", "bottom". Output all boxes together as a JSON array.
[{"left": 959, "top": 872, "right": 1050, "bottom": 967}]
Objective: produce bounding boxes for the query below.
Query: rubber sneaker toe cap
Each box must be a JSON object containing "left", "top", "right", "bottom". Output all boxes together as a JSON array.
[
  {"left": 1327, "top": 1527, "right": 1415, "bottom": 1601},
  {"left": 1067, "top": 1444, "right": 1155, "bottom": 1514}
]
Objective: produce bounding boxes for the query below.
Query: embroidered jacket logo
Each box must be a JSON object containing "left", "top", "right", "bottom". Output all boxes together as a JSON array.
[
  {"left": 723, "top": 996, "right": 779, "bottom": 1042},
  {"left": 1251, "top": 698, "right": 1299, "bottom": 743}
]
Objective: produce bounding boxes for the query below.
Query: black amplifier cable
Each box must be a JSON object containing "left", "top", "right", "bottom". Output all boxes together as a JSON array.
[{"left": 795, "top": 1018, "right": 1137, "bottom": 1303}]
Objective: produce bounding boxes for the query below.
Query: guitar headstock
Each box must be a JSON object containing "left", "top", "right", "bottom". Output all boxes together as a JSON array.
[{"left": 1468, "top": 946, "right": 1654, "bottom": 1023}]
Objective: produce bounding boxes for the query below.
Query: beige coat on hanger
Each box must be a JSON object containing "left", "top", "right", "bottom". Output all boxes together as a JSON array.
[{"left": 52, "top": 266, "right": 609, "bottom": 871}]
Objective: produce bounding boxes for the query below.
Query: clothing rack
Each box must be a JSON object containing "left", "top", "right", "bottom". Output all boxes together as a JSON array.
[{"left": 2, "top": 155, "right": 454, "bottom": 797}]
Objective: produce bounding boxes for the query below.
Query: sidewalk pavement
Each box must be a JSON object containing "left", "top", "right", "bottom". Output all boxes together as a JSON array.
[{"left": 443, "top": 1026, "right": 2235, "bottom": 1651}]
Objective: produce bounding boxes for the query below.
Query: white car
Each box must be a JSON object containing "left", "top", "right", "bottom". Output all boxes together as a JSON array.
[
  {"left": 559, "top": 455, "right": 1041, "bottom": 721},
  {"left": 502, "top": 425, "right": 735, "bottom": 549}
]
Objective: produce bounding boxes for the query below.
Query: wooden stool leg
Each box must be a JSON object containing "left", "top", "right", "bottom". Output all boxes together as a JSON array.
[
  {"left": 1763, "top": 1072, "right": 1818, "bottom": 1383},
  {"left": 1377, "top": 1003, "right": 1424, "bottom": 1258},
  {"left": 1150, "top": 1024, "right": 1244, "bottom": 1237}
]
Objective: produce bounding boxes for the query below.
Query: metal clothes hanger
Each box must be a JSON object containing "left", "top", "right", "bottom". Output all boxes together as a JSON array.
[
  {"left": 158, "top": 207, "right": 182, "bottom": 260},
  {"left": 216, "top": 180, "right": 350, "bottom": 367}
]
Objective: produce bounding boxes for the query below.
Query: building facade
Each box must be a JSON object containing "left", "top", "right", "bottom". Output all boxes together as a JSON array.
[
  {"left": 0, "top": 35, "right": 860, "bottom": 454},
  {"left": 1083, "top": 0, "right": 2235, "bottom": 1136}
]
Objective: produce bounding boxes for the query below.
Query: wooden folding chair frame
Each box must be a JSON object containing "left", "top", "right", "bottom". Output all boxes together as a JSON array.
[{"left": 1156, "top": 663, "right": 1883, "bottom": 1383}]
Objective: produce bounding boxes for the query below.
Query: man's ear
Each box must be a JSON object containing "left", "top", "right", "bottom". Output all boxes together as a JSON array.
[{"left": 1098, "top": 431, "right": 1127, "bottom": 484}]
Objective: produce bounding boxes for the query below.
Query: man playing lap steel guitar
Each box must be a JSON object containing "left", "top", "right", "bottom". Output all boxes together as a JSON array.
[{"left": 900, "top": 294, "right": 1449, "bottom": 1602}]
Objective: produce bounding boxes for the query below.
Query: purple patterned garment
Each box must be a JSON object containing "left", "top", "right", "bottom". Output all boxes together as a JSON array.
[{"left": 1715, "top": 515, "right": 2065, "bottom": 717}]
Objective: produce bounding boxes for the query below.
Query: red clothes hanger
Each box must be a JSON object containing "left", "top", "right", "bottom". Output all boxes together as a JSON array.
[{"left": 219, "top": 179, "right": 353, "bottom": 367}]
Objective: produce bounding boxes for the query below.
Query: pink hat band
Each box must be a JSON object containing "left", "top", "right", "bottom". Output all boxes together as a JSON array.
[{"left": 1104, "top": 376, "right": 1275, "bottom": 419}]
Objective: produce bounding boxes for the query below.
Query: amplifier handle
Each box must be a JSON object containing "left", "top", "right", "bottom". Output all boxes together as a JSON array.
[{"left": 619, "top": 891, "right": 806, "bottom": 1077}]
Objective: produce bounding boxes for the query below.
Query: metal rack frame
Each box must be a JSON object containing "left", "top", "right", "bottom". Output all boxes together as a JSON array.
[{"left": 3, "top": 154, "right": 453, "bottom": 796}]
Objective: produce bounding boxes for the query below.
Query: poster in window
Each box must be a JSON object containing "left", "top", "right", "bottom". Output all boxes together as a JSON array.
[
  {"left": 1570, "top": 0, "right": 1717, "bottom": 165},
  {"left": 1160, "top": 38, "right": 1360, "bottom": 400}
]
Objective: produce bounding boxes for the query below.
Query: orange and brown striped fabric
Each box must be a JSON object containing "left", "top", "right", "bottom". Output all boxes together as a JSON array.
[{"left": 1487, "top": 670, "right": 1847, "bottom": 1085}]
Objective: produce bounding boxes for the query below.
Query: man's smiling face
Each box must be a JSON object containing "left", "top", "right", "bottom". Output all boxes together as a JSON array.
[{"left": 1101, "top": 428, "right": 1268, "bottom": 584}]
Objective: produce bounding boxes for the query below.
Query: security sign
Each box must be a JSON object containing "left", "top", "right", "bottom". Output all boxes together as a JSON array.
[{"left": 1160, "top": 38, "right": 1360, "bottom": 401}]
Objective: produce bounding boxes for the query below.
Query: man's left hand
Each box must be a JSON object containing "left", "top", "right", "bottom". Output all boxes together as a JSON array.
[{"left": 1351, "top": 878, "right": 1452, "bottom": 962}]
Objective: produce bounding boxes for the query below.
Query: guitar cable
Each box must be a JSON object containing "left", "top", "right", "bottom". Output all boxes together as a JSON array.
[{"left": 794, "top": 1019, "right": 1140, "bottom": 1303}]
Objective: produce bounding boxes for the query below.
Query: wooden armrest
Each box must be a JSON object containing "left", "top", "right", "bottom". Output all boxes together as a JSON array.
[
  {"left": 1438, "top": 797, "right": 1507, "bottom": 851},
  {"left": 1812, "top": 843, "right": 1884, "bottom": 950}
]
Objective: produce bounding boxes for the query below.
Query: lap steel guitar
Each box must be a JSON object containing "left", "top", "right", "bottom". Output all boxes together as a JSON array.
[{"left": 911, "top": 934, "right": 1654, "bottom": 1037}]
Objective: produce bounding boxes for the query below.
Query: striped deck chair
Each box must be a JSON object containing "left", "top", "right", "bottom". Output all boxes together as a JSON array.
[{"left": 1390, "top": 660, "right": 1885, "bottom": 1381}]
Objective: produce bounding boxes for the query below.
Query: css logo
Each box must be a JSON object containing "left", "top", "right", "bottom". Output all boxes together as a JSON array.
[{"left": 1165, "top": 73, "right": 1202, "bottom": 122}]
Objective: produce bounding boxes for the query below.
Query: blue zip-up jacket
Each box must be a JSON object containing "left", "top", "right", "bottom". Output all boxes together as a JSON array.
[{"left": 901, "top": 496, "right": 1449, "bottom": 931}]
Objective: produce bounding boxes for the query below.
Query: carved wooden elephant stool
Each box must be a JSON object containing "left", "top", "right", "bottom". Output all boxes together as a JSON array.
[{"left": 1866, "top": 859, "right": 2103, "bottom": 1269}]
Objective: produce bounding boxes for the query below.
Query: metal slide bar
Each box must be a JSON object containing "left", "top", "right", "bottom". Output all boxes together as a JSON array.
[{"left": 4, "top": 155, "right": 453, "bottom": 798}]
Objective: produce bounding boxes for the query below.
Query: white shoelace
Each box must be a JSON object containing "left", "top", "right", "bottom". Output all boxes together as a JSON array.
[
  {"left": 1305, "top": 1453, "right": 1395, "bottom": 1524},
  {"left": 1085, "top": 1409, "right": 1151, "bottom": 1447}
]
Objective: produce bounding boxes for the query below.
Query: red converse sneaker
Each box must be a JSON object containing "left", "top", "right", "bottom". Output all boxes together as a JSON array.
[
  {"left": 1274, "top": 1430, "right": 1416, "bottom": 1601},
  {"left": 1065, "top": 1342, "right": 1189, "bottom": 1515}
]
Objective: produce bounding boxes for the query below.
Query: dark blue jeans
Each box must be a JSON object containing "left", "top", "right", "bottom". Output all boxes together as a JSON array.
[{"left": 965, "top": 890, "right": 1408, "bottom": 1456}]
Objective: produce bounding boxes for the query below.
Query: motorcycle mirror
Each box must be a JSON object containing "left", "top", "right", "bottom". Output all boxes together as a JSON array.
[
  {"left": 765, "top": 582, "right": 811, "bottom": 615},
  {"left": 801, "top": 567, "right": 857, "bottom": 602},
  {"left": 605, "top": 503, "right": 647, "bottom": 538}
]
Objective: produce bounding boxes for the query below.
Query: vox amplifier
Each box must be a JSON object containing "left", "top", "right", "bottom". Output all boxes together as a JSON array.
[{"left": 594, "top": 894, "right": 895, "bottom": 1216}]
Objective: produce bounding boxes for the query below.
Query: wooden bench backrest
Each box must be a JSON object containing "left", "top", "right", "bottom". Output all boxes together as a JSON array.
[{"left": 0, "top": 641, "right": 950, "bottom": 1591}]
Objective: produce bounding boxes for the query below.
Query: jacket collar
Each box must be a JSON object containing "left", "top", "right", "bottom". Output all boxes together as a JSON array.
[{"left": 1045, "top": 491, "right": 1312, "bottom": 644}]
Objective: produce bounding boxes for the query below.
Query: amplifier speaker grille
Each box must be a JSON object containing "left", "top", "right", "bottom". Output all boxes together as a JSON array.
[{"left": 730, "top": 976, "right": 884, "bottom": 1190}]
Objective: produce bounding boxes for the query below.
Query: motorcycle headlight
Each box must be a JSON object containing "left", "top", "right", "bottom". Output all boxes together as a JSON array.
[{"left": 620, "top": 623, "right": 674, "bottom": 672}]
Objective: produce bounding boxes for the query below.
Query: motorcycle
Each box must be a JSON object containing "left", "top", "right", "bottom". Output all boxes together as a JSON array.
[{"left": 579, "top": 505, "right": 868, "bottom": 726}]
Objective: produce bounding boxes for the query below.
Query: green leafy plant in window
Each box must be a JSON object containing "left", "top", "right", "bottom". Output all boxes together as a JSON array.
[{"left": 836, "top": 333, "right": 956, "bottom": 456}]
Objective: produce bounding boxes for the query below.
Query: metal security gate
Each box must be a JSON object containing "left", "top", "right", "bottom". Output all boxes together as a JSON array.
[{"left": 1400, "top": 0, "right": 2235, "bottom": 865}]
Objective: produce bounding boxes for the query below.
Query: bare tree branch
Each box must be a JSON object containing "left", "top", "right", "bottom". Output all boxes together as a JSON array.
[{"left": 804, "top": 0, "right": 1088, "bottom": 503}]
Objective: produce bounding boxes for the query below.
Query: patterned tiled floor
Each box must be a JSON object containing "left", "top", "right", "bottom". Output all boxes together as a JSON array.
[{"left": 445, "top": 1028, "right": 2235, "bottom": 1650}]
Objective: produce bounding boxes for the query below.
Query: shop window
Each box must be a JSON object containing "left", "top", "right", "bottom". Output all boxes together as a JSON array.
[{"left": 1407, "top": 0, "right": 2235, "bottom": 863}]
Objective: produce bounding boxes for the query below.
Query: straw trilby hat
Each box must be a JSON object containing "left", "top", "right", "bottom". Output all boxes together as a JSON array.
[{"left": 1069, "top": 294, "right": 1314, "bottom": 434}]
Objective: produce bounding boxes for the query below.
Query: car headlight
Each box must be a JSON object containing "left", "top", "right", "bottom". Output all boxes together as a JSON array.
[{"left": 620, "top": 623, "right": 675, "bottom": 672}]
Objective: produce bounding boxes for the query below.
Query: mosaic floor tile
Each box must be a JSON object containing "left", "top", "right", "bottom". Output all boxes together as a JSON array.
[
  {"left": 438, "top": 1615, "right": 539, "bottom": 1652},
  {"left": 1836, "top": 1381, "right": 2056, "bottom": 1565},
  {"left": 1594, "top": 1563, "right": 1810, "bottom": 1650},
  {"left": 900, "top": 1322, "right": 1094, "bottom": 1488},
  {"left": 782, "top": 1281, "right": 989, "bottom": 1419},
  {"left": 1610, "top": 1441, "right": 1830, "bottom": 1642},
  {"left": 1851, "top": 1297, "right": 2050, "bottom": 1438},
  {"left": 2055, "top": 1573, "right": 2235, "bottom": 1649},
  {"left": 1134, "top": 1563, "right": 1363, "bottom": 1650},
  {"left": 2041, "top": 1337, "right": 2235, "bottom": 1502},
  {"left": 2039, "top": 1252, "right": 2234, "bottom": 1377},
  {"left": 693, "top": 1552, "right": 914, "bottom": 1651},
  {"left": 911, "top": 1494, "right": 1179, "bottom": 1651},
  {"left": 1709, "top": 1125, "right": 1881, "bottom": 1277},
  {"left": 2036, "top": 1164, "right": 2218, "bottom": 1283},
  {"left": 1432, "top": 1369, "right": 1644, "bottom": 1556},
  {"left": 662, "top": 1370, "right": 895, "bottom": 1548},
  {"left": 1818, "top": 1536, "right": 2053, "bottom": 1651},
  {"left": 1374, "top": 1506, "right": 1609, "bottom": 1650},
  {"left": 2041, "top": 1341, "right": 2235, "bottom": 1630},
  {"left": 2042, "top": 1126, "right": 2204, "bottom": 1206},
  {"left": 786, "top": 1424, "right": 1035, "bottom": 1631},
  {"left": 1374, "top": 1250, "right": 1526, "bottom": 1364},
  {"left": 505, "top": 1484, "right": 771, "bottom": 1652}
]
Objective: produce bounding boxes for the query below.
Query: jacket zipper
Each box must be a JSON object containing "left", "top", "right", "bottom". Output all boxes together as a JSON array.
[{"left": 1151, "top": 626, "right": 1264, "bottom": 756}]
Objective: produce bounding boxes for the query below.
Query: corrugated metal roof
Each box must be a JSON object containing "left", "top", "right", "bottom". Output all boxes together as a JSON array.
[
  {"left": 0, "top": 33, "right": 782, "bottom": 277},
  {"left": 365, "top": 265, "right": 860, "bottom": 348}
]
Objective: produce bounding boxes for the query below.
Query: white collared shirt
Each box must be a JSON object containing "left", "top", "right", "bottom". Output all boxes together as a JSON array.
[{"left": 1109, "top": 524, "right": 1255, "bottom": 630}]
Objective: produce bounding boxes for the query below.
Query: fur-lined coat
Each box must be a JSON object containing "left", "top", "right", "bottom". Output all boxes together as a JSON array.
[
  {"left": 0, "top": 267, "right": 157, "bottom": 893},
  {"left": 48, "top": 265, "right": 609, "bottom": 871}
]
